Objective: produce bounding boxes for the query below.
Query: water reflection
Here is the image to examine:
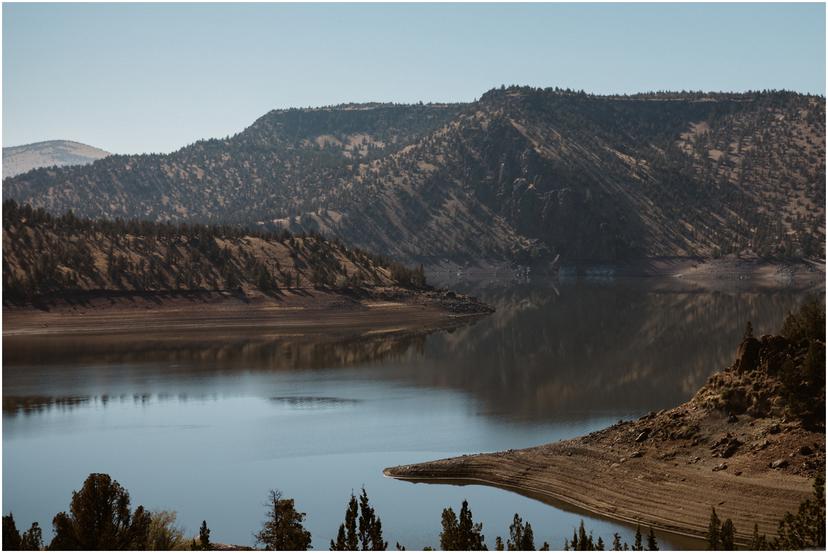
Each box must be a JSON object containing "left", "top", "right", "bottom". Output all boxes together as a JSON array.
[{"left": 2, "top": 279, "right": 821, "bottom": 549}]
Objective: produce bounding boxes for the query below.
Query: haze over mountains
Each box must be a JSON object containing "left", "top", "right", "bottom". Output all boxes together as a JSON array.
[
  {"left": 2, "top": 140, "right": 110, "bottom": 179},
  {"left": 4, "top": 87, "right": 825, "bottom": 265}
]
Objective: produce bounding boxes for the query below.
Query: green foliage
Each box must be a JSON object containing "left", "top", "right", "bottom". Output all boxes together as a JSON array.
[
  {"left": 507, "top": 514, "right": 535, "bottom": 551},
  {"left": 330, "top": 493, "right": 358, "bottom": 551},
  {"left": 719, "top": 519, "right": 735, "bottom": 551},
  {"left": 3, "top": 200, "right": 427, "bottom": 300},
  {"left": 3, "top": 514, "right": 22, "bottom": 551},
  {"left": 781, "top": 298, "right": 825, "bottom": 343},
  {"left": 49, "top": 473, "right": 151, "bottom": 550},
  {"left": 707, "top": 508, "right": 721, "bottom": 550},
  {"left": 778, "top": 299, "right": 826, "bottom": 425},
  {"left": 632, "top": 526, "right": 643, "bottom": 551},
  {"left": 645, "top": 528, "right": 658, "bottom": 552},
  {"left": 253, "top": 490, "right": 312, "bottom": 551},
  {"left": 774, "top": 475, "right": 826, "bottom": 550},
  {"left": 357, "top": 488, "right": 387, "bottom": 551},
  {"left": 438, "top": 500, "right": 486, "bottom": 550},
  {"left": 20, "top": 522, "right": 43, "bottom": 551}
]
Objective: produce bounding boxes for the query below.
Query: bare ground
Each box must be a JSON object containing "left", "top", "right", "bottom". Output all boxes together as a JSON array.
[
  {"left": 385, "top": 337, "right": 825, "bottom": 546},
  {"left": 2, "top": 287, "right": 492, "bottom": 338}
]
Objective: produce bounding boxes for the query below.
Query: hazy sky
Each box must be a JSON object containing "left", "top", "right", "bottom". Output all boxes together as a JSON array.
[{"left": 3, "top": 3, "right": 825, "bottom": 154}]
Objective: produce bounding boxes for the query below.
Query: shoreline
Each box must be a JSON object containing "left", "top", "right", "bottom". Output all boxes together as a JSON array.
[
  {"left": 2, "top": 287, "right": 492, "bottom": 338},
  {"left": 385, "top": 331, "right": 826, "bottom": 546}
]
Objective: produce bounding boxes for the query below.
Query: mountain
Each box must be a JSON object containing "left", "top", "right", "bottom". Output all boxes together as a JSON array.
[
  {"left": 4, "top": 88, "right": 824, "bottom": 265},
  {"left": 3, "top": 140, "right": 110, "bottom": 179}
]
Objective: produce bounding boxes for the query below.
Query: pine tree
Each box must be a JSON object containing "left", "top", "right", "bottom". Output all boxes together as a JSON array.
[
  {"left": 507, "top": 514, "right": 535, "bottom": 550},
  {"left": 20, "top": 522, "right": 43, "bottom": 551},
  {"left": 495, "top": 536, "right": 504, "bottom": 551},
  {"left": 632, "top": 526, "right": 643, "bottom": 551},
  {"left": 720, "top": 519, "right": 734, "bottom": 550},
  {"left": 3, "top": 514, "right": 22, "bottom": 551},
  {"left": 357, "top": 488, "right": 386, "bottom": 551},
  {"left": 254, "top": 490, "right": 312, "bottom": 551},
  {"left": 645, "top": 528, "right": 658, "bottom": 551},
  {"left": 750, "top": 524, "right": 768, "bottom": 550},
  {"left": 612, "top": 533, "right": 623, "bottom": 551},
  {"left": 196, "top": 520, "right": 211, "bottom": 550},
  {"left": 439, "top": 507, "right": 458, "bottom": 550},
  {"left": 330, "top": 493, "right": 358, "bottom": 551},
  {"left": 707, "top": 509, "right": 721, "bottom": 550}
]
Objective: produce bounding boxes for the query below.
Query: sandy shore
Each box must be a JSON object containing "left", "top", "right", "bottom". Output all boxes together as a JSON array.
[
  {"left": 386, "top": 385, "right": 823, "bottom": 546},
  {"left": 3, "top": 287, "right": 491, "bottom": 338}
]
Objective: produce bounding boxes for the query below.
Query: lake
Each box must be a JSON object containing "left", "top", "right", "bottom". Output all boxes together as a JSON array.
[{"left": 3, "top": 278, "right": 819, "bottom": 550}]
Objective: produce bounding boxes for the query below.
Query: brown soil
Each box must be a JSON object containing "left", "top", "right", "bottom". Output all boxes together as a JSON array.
[
  {"left": 3, "top": 287, "right": 491, "bottom": 338},
  {"left": 385, "top": 336, "right": 825, "bottom": 546}
]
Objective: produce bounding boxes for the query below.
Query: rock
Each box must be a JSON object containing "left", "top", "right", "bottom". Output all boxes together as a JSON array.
[
  {"left": 734, "top": 470, "right": 743, "bottom": 476},
  {"left": 630, "top": 451, "right": 643, "bottom": 458},
  {"left": 770, "top": 458, "right": 789, "bottom": 469},
  {"left": 727, "top": 413, "right": 739, "bottom": 423},
  {"left": 799, "top": 445, "right": 814, "bottom": 456},
  {"left": 713, "top": 463, "right": 728, "bottom": 471},
  {"left": 768, "top": 423, "right": 781, "bottom": 434},
  {"left": 635, "top": 429, "right": 651, "bottom": 442},
  {"left": 735, "top": 337, "right": 761, "bottom": 372}
]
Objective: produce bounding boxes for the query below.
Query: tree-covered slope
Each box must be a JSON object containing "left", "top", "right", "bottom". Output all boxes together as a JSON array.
[{"left": 4, "top": 88, "right": 824, "bottom": 264}]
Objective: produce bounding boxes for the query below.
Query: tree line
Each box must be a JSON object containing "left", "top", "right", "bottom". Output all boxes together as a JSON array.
[{"left": 4, "top": 472, "right": 824, "bottom": 551}]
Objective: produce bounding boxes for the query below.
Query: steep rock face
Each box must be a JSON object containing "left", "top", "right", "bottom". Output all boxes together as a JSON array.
[{"left": 4, "top": 88, "right": 824, "bottom": 264}]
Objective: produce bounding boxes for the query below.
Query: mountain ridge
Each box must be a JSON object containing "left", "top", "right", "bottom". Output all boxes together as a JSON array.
[{"left": 4, "top": 87, "right": 824, "bottom": 265}]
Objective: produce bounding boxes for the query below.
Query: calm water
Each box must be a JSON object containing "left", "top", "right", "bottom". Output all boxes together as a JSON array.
[{"left": 3, "top": 279, "right": 819, "bottom": 549}]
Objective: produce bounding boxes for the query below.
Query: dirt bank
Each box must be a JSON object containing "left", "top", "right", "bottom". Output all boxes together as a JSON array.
[
  {"left": 385, "top": 334, "right": 825, "bottom": 546},
  {"left": 3, "top": 287, "right": 492, "bottom": 338}
]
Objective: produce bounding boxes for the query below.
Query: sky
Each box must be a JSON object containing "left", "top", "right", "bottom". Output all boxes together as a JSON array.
[{"left": 3, "top": 2, "right": 826, "bottom": 155}]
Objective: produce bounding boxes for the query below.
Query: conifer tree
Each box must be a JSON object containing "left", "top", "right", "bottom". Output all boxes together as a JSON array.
[
  {"left": 330, "top": 494, "right": 358, "bottom": 551},
  {"left": 645, "top": 527, "right": 658, "bottom": 551},
  {"left": 3, "top": 514, "right": 22, "bottom": 551},
  {"left": 254, "top": 490, "right": 312, "bottom": 551},
  {"left": 720, "top": 519, "right": 734, "bottom": 550},
  {"left": 632, "top": 526, "right": 643, "bottom": 551},
  {"left": 707, "top": 509, "right": 721, "bottom": 550},
  {"left": 357, "top": 488, "right": 386, "bottom": 551}
]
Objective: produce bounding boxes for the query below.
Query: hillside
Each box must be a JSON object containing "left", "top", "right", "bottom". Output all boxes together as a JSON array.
[
  {"left": 1, "top": 200, "right": 431, "bottom": 300},
  {"left": 3, "top": 140, "right": 110, "bottom": 179},
  {"left": 4, "top": 89, "right": 824, "bottom": 265}
]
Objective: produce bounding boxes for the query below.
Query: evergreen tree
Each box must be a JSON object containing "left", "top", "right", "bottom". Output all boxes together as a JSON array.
[
  {"left": 20, "top": 522, "right": 43, "bottom": 551},
  {"left": 507, "top": 514, "right": 535, "bottom": 551},
  {"left": 357, "top": 488, "right": 386, "bottom": 551},
  {"left": 611, "top": 533, "right": 623, "bottom": 551},
  {"left": 254, "top": 490, "right": 312, "bottom": 551},
  {"left": 330, "top": 493, "right": 358, "bottom": 551},
  {"left": 439, "top": 507, "right": 459, "bottom": 550},
  {"left": 720, "top": 519, "right": 734, "bottom": 551},
  {"left": 707, "top": 508, "right": 721, "bottom": 550},
  {"left": 774, "top": 475, "right": 825, "bottom": 549},
  {"left": 632, "top": 526, "right": 643, "bottom": 551},
  {"left": 645, "top": 528, "right": 658, "bottom": 551},
  {"left": 49, "top": 473, "right": 151, "bottom": 550},
  {"left": 495, "top": 536, "right": 504, "bottom": 551},
  {"left": 3, "top": 514, "right": 22, "bottom": 551},
  {"left": 750, "top": 524, "right": 769, "bottom": 550},
  {"left": 195, "top": 520, "right": 211, "bottom": 551}
]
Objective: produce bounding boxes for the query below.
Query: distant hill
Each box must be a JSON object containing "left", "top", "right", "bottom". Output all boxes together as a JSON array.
[
  {"left": 4, "top": 89, "right": 824, "bottom": 264},
  {"left": 2, "top": 200, "right": 426, "bottom": 300},
  {"left": 3, "top": 140, "right": 110, "bottom": 179}
]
